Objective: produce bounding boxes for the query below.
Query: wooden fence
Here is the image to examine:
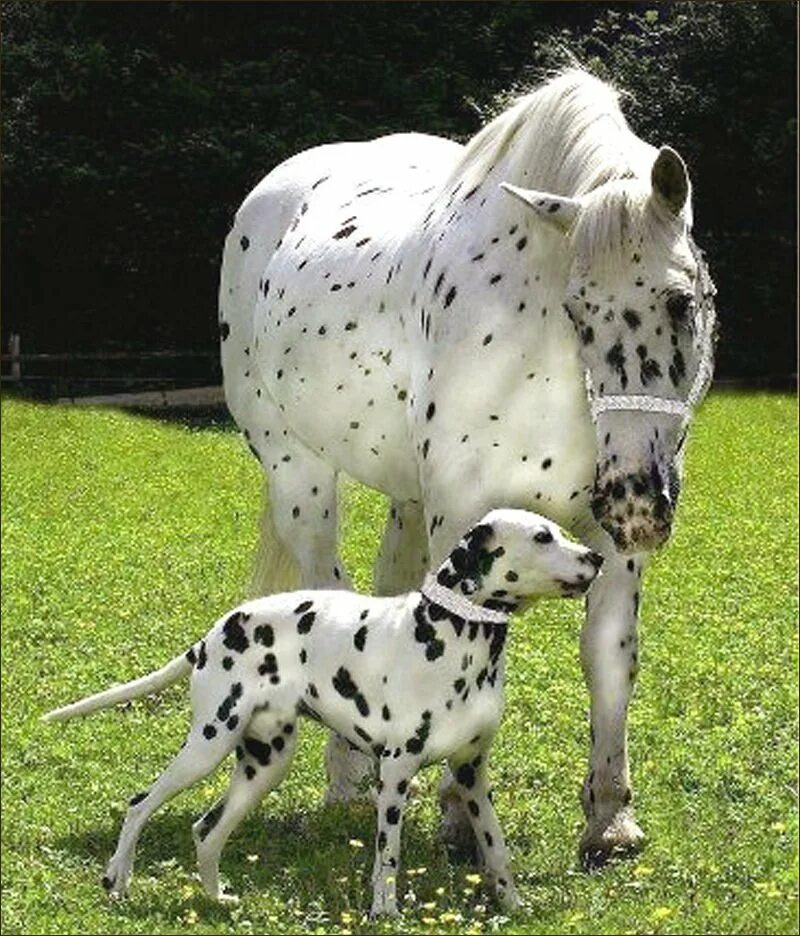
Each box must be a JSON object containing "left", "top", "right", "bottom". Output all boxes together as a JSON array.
[{"left": 1, "top": 333, "right": 222, "bottom": 402}]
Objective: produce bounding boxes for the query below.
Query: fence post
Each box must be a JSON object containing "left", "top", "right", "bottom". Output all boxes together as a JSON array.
[{"left": 8, "top": 333, "right": 21, "bottom": 384}]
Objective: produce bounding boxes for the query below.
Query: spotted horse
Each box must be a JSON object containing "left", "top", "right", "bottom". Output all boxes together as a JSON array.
[
  {"left": 218, "top": 68, "right": 717, "bottom": 866},
  {"left": 44, "top": 510, "right": 603, "bottom": 915}
]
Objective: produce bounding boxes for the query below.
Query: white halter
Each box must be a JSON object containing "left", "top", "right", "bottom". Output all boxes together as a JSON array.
[
  {"left": 420, "top": 574, "right": 511, "bottom": 625},
  {"left": 585, "top": 317, "right": 715, "bottom": 429}
]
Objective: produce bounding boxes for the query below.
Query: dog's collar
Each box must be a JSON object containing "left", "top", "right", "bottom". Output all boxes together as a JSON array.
[{"left": 420, "top": 575, "right": 511, "bottom": 624}]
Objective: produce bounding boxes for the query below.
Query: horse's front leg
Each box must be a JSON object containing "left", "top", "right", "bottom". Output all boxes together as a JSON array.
[{"left": 579, "top": 550, "right": 647, "bottom": 867}]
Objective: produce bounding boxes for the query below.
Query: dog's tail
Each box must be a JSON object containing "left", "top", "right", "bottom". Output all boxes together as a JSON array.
[{"left": 41, "top": 650, "right": 193, "bottom": 723}]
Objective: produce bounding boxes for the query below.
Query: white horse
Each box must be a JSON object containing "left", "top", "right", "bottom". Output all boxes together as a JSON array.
[{"left": 218, "top": 68, "right": 716, "bottom": 865}]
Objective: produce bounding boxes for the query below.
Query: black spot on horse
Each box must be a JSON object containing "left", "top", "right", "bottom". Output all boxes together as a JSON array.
[
  {"left": 606, "top": 340, "right": 628, "bottom": 389},
  {"left": 623, "top": 309, "right": 641, "bottom": 330}
]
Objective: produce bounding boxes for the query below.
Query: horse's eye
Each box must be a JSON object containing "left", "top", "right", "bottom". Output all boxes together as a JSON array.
[
  {"left": 534, "top": 529, "right": 553, "bottom": 544},
  {"left": 666, "top": 292, "right": 694, "bottom": 326}
]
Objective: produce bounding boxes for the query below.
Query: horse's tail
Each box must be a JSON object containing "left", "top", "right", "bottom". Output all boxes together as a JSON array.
[
  {"left": 41, "top": 651, "right": 192, "bottom": 723},
  {"left": 248, "top": 482, "right": 301, "bottom": 598}
]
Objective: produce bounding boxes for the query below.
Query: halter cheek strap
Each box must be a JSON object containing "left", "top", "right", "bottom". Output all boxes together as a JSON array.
[
  {"left": 585, "top": 321, "right": 715, "bottom": 428},
  {"left": 420, "top": 574, "right": 511, "bottom": 625}
]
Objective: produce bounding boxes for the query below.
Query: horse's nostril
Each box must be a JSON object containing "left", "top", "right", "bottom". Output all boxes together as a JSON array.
[
  {"left": 654, "top": 492, "right": 672, "bottom": 522},
  {"left": 586, "top": 551, "right": 605, "bottom": 570}
]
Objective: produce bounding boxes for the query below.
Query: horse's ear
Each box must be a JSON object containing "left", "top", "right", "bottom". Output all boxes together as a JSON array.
[
  {"left": 499, "top": 183, "right": 580, "bottom": 232},
  {"left": 651, "top": 146, "right": 689, "bottom": 215}
]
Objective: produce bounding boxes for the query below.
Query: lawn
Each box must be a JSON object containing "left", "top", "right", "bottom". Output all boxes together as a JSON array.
[{"left": 1, "top": 392, "right": 797, "bottom": 935}]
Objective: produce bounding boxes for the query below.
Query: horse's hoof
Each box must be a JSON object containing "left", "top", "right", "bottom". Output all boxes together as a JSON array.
[
  {"left": 437, "top": 803, "right": 478, "bottom": 864},
  {"left": 579, "top": 811, "right": 645, "bottom": 870}
]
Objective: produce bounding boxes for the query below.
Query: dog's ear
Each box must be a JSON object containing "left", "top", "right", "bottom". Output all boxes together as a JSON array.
[
  {"left": 463, "top": 523, "right": 494, "bottom": 553},
  {"left": 463, "top": 523, "right": 499, "bottom": 579}
]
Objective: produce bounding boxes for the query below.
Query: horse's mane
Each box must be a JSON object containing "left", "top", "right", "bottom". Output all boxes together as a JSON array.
[
  {"left": 450, "top": 68, "right": 655, "bottom": 197},
  {"left": 440, "top": 68, "right": 689, "bottom": 268}
]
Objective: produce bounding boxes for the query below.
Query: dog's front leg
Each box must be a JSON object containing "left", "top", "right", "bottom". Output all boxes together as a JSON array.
[
  {"left": 369, "top": 759, "right": 416, "bottom": 919},
  {"left": 448, "top": 749, "right": 520, "bottom": 913}
]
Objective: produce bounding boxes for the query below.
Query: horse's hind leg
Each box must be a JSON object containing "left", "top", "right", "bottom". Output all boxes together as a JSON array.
[
  {"left": 374, "top": 500, "right": 429, "bottom": 596},
  {"left": 237, "top": 399, "right": 352, "bottom": 593}
]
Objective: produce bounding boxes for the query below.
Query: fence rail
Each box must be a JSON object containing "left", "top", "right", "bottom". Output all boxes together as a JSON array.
[{"left": 1, "top": 333, "right": 222, "bottom": 398}]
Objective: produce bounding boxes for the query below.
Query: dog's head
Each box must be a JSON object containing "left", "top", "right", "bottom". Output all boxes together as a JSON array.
[{"left": 438, "top": 509, "right": 603, "bottom": 608}]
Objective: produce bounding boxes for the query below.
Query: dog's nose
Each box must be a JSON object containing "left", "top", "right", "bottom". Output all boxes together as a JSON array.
[{"left": 586, "top": 551, "right": 605, "bottom": 570}]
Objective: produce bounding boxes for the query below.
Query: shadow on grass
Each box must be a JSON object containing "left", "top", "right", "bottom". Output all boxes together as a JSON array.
[{"left": 53, "top": 800, "right": 568, "bottom": 921}]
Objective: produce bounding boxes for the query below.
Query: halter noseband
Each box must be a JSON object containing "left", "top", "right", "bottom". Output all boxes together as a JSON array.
[
  {"left": 420, "top": 574, "right": 511, "bottom": 625},
  {"left": 585, "top": 319, "right": 715, "bottom": 429}
]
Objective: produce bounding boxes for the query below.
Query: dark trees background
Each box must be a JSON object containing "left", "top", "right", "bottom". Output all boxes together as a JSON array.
[{"left": 2, "top": 1, "right": 796, "bottom": 380}]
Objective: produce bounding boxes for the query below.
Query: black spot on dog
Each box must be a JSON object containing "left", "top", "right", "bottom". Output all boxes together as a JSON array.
[
  {"left": 203, "top": 724, "right": 217, "bottom": 740},
  {"left": 129, "top": 790, "right": 148, "bottom": 807},
  {"left": 297, "top": 612, "right": 316, "bottom": 634},
  {"left": 332, "top": 667, "right": 370, "bottom": 717},
  {"left": 254, "top": 624, "right": 274, "bottom": 647},
  {"left": 244, "top": 737, "right": 272, "bottom": 765},
  {"left": 386, "top": 805, "right": 401, "bottom": 825},
  {"left": 456, "top": 762, "right": 476, "bottom": 788},
  {"left": 354, "top": 625, "right": 368, "bottom": 651},
  {"left": 198, "top": 800, "right": 226, "bottom": 841},
  {"left": 258, "top": 654, "right": 278, "bottom": 676},
  {"left": 222, "top": 613, "right": 249, "bottom": 654}
]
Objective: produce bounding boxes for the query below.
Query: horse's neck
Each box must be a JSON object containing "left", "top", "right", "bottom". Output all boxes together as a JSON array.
[{"left": 423, "top": 164, "right": 577, "bottom": 349}]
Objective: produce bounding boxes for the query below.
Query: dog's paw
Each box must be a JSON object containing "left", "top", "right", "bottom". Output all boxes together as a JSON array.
[
  {"left": 216, "top": 891, "right": 240, "bottom": 906},
  {"left": 496, "top": 882, "right": 522, "bottom": 913}
]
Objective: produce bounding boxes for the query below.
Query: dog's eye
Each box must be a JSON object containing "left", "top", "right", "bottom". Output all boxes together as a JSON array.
[{"left": 533, "top": 529, "right": 553, "bottom": 544}]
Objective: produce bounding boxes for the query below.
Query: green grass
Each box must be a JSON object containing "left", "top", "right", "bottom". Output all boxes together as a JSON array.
[{"left": 2, "top": 392, "right": 797, "bottom": 935}]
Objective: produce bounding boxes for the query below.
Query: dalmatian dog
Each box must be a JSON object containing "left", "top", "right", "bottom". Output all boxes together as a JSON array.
[{"left": 44, "top": 508, "right": 603, "bottom": 917}]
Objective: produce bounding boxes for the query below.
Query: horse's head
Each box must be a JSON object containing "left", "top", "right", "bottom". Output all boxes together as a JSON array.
[{"left": 502, "top": 147, "right": 717, "bottom": 553}]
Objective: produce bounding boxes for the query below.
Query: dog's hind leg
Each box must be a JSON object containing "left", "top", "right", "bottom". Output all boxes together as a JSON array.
[
  {"left": 103, "top": 722, "right": 244, "bottom": 898},
  {"left": 193, "top": 710, "right": 299, "bottom": 900}
]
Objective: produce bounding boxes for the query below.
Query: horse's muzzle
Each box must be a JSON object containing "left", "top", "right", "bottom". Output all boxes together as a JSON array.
[{"left": 591, "top": 469, "right": 675, "bottom": 554}]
